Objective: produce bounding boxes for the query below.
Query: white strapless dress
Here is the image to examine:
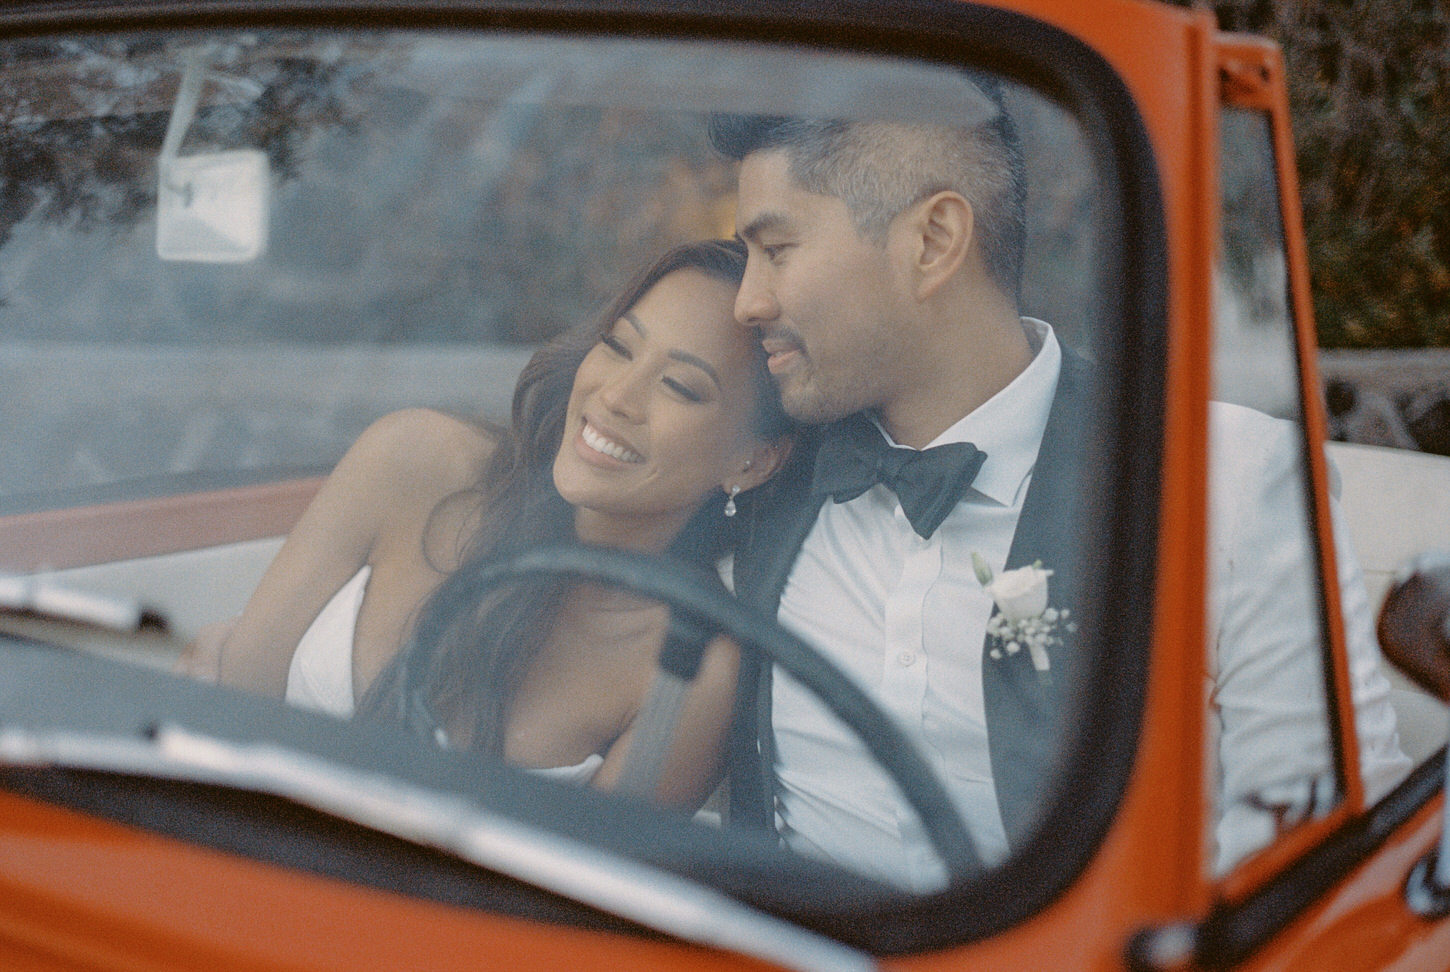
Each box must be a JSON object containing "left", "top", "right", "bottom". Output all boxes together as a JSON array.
[{"left": 285, "top": 567, "right": 604, "bottom": 786}]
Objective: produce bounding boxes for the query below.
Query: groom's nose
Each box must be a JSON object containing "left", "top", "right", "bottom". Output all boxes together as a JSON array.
[{"left": 734, "top": 261, "right": 779, "bottom": 328}]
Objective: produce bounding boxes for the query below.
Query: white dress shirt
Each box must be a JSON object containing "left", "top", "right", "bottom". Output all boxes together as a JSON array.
[
  {"left": 772, "top": 318, "right": 1061, "bottom": 891},
  {"left": 1206, "top": 402, "right": 1409, "bottom": 872}
]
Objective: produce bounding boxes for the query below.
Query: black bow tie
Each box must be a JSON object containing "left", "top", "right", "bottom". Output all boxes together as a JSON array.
[{"left": 811, "top": 414, "right": 986, "bottom": 539}]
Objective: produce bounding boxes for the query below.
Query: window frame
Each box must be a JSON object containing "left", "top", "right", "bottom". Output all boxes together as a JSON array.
[{"left": 1213, "top": 41, "right": 1363, "bottom": 902}]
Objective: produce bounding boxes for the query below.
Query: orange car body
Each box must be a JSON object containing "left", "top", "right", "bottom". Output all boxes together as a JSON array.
[{"left": 0, "top": 1, "right": 1444, "bottom": 969}]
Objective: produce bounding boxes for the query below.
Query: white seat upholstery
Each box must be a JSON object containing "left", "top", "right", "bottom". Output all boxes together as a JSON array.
[{"left": 1327, "top": 441, "right": 1450, "bottom": 764}]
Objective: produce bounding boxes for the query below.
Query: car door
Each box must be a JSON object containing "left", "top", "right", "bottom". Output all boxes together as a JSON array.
[{"left": 1187, "top": 36, "right": 1450, "bottom": 972}]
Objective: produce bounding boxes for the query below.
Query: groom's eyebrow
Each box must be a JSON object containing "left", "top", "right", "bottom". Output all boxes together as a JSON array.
[{"left": 739, "top": 211, "right": 790, "bottom": 243}]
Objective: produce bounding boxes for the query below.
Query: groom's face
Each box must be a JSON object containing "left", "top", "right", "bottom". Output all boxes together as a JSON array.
[{"left": 733, "top": 150, "right": 914, "bottom": 425}]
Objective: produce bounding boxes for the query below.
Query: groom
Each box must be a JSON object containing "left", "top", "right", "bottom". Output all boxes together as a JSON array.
[
  {"left": 709, "top": 89, "right": 1406, "bottom": 889},
  {"left": 710, "top": 101, "right": 1092, "bottom": 891}
]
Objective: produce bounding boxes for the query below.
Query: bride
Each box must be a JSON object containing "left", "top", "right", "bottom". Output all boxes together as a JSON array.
[{"left": 183, "top": 240, "right": 793, "bottom": 807}]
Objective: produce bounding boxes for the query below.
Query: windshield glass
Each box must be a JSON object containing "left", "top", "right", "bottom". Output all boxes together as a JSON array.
[{"left": 0, "top": 22, "right": 1136, "bottom": 948}]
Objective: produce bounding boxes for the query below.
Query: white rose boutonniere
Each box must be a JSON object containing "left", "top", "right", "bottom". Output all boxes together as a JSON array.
[{"left": 972, "top": 552, "right": 1075, "bottom": 674}]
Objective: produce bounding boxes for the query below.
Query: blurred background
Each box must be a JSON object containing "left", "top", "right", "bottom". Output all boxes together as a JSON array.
[
  {"left": 1173, "top": 0, "right": 1450, "bottom": 455},
  {"left": 2, "top": 9, "right": 1444, "bottom": 520},
  {"left": 0, "top": 33, "right": 1099, "bottom": 510}
]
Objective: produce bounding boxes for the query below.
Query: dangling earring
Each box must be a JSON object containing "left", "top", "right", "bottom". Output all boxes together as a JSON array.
[{"left": 723, "top": 484, "right": 741, "bottom": 518}]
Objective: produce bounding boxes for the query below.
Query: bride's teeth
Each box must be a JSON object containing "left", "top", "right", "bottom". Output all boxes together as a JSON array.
[{"left": 582, "top": 422, "right": 642, "bottom": 463}]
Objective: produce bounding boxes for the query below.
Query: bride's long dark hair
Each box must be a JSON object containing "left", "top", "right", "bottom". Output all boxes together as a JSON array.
[{"left": 357, "top": 239, "right": 794, "bottom": 751}]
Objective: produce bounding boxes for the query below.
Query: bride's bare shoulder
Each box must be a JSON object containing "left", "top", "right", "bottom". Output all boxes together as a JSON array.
[{"left": 345, "top": 408, "right": 500, "bottom": 504}]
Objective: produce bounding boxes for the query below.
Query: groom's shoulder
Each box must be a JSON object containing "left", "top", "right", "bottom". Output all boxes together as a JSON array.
[{"left": 1055, "top": 343, "right": 1096, "bottom": 393}]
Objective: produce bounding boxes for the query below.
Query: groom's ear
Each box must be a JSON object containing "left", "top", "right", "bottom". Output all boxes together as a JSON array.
[{"left": 903, "top": 190, "right": 973, "bottom": 301}]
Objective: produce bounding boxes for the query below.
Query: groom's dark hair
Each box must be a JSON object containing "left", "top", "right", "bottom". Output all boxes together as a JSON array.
[{"left": 709, "top": 78, "right": 1026, "bottom": 300}]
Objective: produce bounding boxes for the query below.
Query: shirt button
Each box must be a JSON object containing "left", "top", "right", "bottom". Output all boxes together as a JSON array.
[{"left": 898, "top": 651, "right": 916, "bottom": 667}]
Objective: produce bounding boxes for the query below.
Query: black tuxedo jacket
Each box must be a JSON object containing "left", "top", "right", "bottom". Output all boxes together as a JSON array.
[{"left": 727, "top": 353, "right": 1092, "bottom": 850}]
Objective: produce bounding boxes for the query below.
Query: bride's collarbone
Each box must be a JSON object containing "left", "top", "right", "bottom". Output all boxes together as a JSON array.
[{"left": 550, "top": 595, "right": 667, "bottom": 655}]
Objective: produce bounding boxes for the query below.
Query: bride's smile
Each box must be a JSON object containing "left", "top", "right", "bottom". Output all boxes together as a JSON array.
[{"left": 578, "top": 417, "right": 644, "bottom": 465}]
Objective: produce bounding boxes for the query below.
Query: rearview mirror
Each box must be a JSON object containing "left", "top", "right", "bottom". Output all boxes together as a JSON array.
[{"left": 156, "top": 149, "right": 270, "bottom": 263}]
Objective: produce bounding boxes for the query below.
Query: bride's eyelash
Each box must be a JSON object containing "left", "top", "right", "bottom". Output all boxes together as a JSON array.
[
  {"left": 663, "top": 377, "right": 704, "bottom": 402},
  {"left": 599, "top": 330, "right": 706, "bottom": 402}
]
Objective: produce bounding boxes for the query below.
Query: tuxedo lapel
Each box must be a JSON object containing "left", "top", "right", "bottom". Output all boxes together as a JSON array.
[
  {"left": 727, "top": 437, "right": 825, "bottom": 830},
  {"left": 984, "top": 352, "right": 1092, "bottom": 847}
]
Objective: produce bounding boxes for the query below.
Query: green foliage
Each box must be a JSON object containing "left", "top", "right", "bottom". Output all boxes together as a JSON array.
[{"left": 1172, "top": 0, "right": 1450, "bottom": 348}]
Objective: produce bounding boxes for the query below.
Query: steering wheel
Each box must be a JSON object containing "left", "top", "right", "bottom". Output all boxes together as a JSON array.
[{"left": 398, "top": 543, "right": 985, "bottom": 881}]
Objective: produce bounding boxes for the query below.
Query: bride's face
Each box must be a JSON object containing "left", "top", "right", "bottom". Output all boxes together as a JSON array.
[{"left": 553, "top": 269, "right": 768, "bottom": 548}]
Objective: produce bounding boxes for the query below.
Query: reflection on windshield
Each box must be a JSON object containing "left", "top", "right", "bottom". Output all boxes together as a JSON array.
[{"left": 0, "top": 25, "right": 1120, "bottom": 909}]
